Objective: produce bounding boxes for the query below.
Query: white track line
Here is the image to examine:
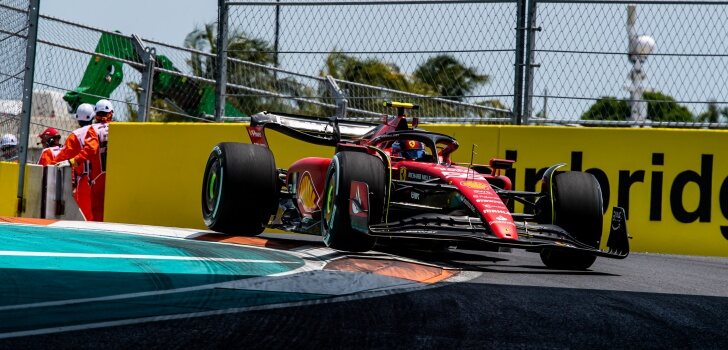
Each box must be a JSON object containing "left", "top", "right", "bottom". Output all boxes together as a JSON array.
[{"left": 0, "top": 250, "right": 301, "bottom": 263}]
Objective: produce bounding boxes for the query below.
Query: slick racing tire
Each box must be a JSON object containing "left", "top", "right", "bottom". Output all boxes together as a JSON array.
[
  {"left": 540, "top": 171, "right": 603, "bottom": 270},
  {"left": 321, "top": 151, "right": 385, "bottom": 252},
  {"left": 202, "top": 142, "right": 278, "bottom": 236}
]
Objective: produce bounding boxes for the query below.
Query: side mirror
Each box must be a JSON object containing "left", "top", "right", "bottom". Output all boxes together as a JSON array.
[{"left": 489, "top": 158, "right": 514, "bottom": 170}]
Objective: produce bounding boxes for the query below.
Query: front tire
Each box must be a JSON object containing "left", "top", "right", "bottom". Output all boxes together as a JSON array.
[
  {"left": 201, "top": 142, "right": 278, "bottom": 236},
  {"left": 540, "top": 171, "right": 603, "bottom": 270},
  {"left": 321, "top": 152, "right": 385, "bottom": 252}
]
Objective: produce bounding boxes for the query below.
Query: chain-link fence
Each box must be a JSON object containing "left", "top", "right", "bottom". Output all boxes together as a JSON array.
[
  {"left": 0, "top": 3, "right": 228, "bottom": 163},
  {"left": 529, "top": 0, "right": 728, "bottom": 127},
  {"left": 219, "top": 0, "right": 728, "bottom": 128},
  {"left": 4, "top": 0, "right": 728, "bottom": 164},
  {"left": 222, "top": 0, "right": 516, "bottom": 123},
  {"left": 36, "top": 15, "right": 232, "bottom": 125},
  {"left": 0, "top": 1, "right": 30, "bottom": 162}
]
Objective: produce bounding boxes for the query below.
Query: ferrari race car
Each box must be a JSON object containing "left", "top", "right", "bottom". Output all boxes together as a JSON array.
[{"left": 202, "top": 102, "right": 629, "bottom": 270}]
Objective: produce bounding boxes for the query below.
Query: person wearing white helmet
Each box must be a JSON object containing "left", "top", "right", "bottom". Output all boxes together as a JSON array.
[
  {"left": 51, "top": 102, "right": 100, "bottom": 220},
  {"left": 75, "top": 102, "right": 95, "bottom": 127},
  {"left": 54, "top": 103, "right": 97, "bottom": 169},
  {"left": 0, "top": 133, "right": 19, "bottom": 161},
  {"left": 55, "top": 99, "right": 113, "bottom": 221},
  {"left": 94, "top": 99, "right": 113, "bottom": 123}
]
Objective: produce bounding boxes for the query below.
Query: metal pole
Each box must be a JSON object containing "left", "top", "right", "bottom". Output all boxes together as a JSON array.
[
  {"left": 513, "top": 0, "right": 526, "bottom": 125},
  {"left": 132, "top": 34, "right": 155, "bottom": 122},
  {"left": 16, "top": 0, "right": 40, "bottom": 216},
  {"left": 627, "top": 4, "right": 638, "bottom": 123},
  {"left": 325, "top": 75, "right": 348, "bottom": 119},
  {"left": 215, "top": 0, "right": 230, "bottom": 121},
  {"left": 273, "top": 0, "right": 280, "bottom": 78},
  {"left": 523, "top": 0, "right": 539, "bottom": 124}
]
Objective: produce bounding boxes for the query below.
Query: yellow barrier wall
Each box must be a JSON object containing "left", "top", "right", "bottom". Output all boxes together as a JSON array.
[
  {"left": 0, "top": 162, "right": 19, "bottom": 216},
  {"left": 104, "top": 123, "right": 728, "bottom": 256},
  {"left": 0, "top": 163, "right": 43, "bottom": 217},
  {"left": 105, "top": 123, "right": 246, "bottom": 229},
  {"left": 496, "top": 126, "right": 728, "bottom": 257},
  {"left": 104, "top": 123, "right": 334, "bottom": 230}
]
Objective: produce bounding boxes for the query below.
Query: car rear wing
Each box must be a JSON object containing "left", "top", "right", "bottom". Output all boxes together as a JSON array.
[{"left": 247, "top": 111, "right": 382, "bottom": 147}]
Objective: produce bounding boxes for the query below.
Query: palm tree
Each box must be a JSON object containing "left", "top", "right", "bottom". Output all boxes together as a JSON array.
[
  {"left": 413, "top": 55, "right": 489, "bottom": 102},
  {"left": 184, "top": 23, "right": 313, "bottom": 116},
  {"left": 321, "top": 52, "right": 423, "bottom": 112},
  {"left": 696, "top": 100, "right": 728, "bottom": 123},
  {"left": 321, "top": 52, "right": 498, "bottom": 118},
  {"left": 323, "top": 52, "right": 411, "bottom": 91}
]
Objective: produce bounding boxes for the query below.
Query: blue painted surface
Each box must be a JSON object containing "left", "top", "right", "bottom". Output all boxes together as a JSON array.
[
  {"left": 0, "top": 289, "right": 327, "bottom": 333},
  {"left": 0, "top": 223, "right": 321, "bottom": 334}
]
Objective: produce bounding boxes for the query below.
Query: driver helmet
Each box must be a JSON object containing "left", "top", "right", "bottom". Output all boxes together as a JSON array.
[{"left": 395, "top": 140, "right": 425, "bottom": 160}]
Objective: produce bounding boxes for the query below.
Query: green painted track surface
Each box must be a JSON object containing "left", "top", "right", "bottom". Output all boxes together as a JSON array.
[{"left": 0, "top": 224, "right": 324, "bottom": 334}]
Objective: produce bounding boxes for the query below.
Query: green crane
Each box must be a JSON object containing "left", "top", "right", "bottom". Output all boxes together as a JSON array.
[{"left": 64, "top": 32, "right": 244, "bottom": 120}]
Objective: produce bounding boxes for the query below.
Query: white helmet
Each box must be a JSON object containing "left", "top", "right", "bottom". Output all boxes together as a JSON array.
[
  {"left": 75, "top": 103, "right": 95, "bottom": 122},
  {"left": 94, "top": 99, "right": 114, "bottom": 114},
  {"left": 1, "top": 134, "right": 18, "bottom": 147}
]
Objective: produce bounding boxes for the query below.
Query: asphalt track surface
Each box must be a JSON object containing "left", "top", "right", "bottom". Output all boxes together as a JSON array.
[{"left": 1, "top": 226, "right": 727, "bottom": 349}]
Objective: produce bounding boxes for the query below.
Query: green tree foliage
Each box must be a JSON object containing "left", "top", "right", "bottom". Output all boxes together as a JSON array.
[
  {"left": 321, "top": 51, "right": 425, "bottom": 111},
  {"left": 646, "top": 91, "right": 693, "bottom": 122},
  {"left": 696, "top": 101, "right": 728, "bottom": 123},
  {"left": 321, "top": 52, "right": 498, "bottom": 117},
  {"left": 182, "top": 25, "right": 502, "bottom": 119},
  {"left": 581, "top": 97, "right": 631, "bottom": 121},
  {"left": 581, "top": 91, "right": 694, "bottom": 122},
  {"left": 184, "top": 23, "right": 318, "bottom": 117},
  {"left": 413, "top": 55, "right": 489, "bottom": 102},
  {"left": 323, "top": 51, "right": 417, "bottom": 92}
]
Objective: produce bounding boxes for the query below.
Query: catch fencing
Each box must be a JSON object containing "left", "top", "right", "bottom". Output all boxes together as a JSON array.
[
  {"left": 530, "top": 0, "right": 728, "bottom": 127},
  {"left": 220, "top": 0, "right": 516, "bottom": 123},
  {"left": 0, "top": 1, "right": 229, "bottom": 164},
  {"left": 0, "top": 0, "right": 30, "bottom": 159},
  {"left": 4, "top": 0, "right": 727, "bottom": 140},
  {"left": 220, "top": 0, "right": 728, "bottom": 127}
]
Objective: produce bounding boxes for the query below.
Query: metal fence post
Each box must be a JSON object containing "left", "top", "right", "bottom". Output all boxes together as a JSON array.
[
  {"left": 132, "top": 34, "right": 155, "bottom": 122},
  {"left": 523, "top": 0, "right": 539, "bottom": 124},
  {"left": 273, "top": 0, "right": 281, "bottom": 78},
  {"left": 325, "top": 75, "right": 348, "bottom": 119},
  {"left": 16, "top": 0, "right": 40, "bottom": 216},
  {"left": 513, "top": 0, "right": 527, "bottom": 125},
  {"left": 215, "top": 0, "right": 229, "bottom": 122}
]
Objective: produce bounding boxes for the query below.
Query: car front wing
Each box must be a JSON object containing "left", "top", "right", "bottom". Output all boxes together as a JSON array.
[{"left": 368, "top": 207, "right": 630, "bottom": 259}]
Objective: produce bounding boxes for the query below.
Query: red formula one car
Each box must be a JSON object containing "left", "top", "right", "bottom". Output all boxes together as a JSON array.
[{"left": 202, "top": 102, "right": 629, "bottom": 269}]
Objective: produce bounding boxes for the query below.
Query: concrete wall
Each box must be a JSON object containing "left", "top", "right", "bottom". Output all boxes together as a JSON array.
[{"left": 0, "top": 163, "right": 82, "bottom": 220}]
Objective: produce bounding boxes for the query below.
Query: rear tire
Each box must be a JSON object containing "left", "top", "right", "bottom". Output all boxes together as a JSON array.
[
  {"left": 201, "top": 142, "right": 278, "bottom": 236},
  {"left": 540, "top": 171, "right": 602, "bottom": 270},
  {"left": 321, "top": 152, "right": 385, "bottom": 252}
]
